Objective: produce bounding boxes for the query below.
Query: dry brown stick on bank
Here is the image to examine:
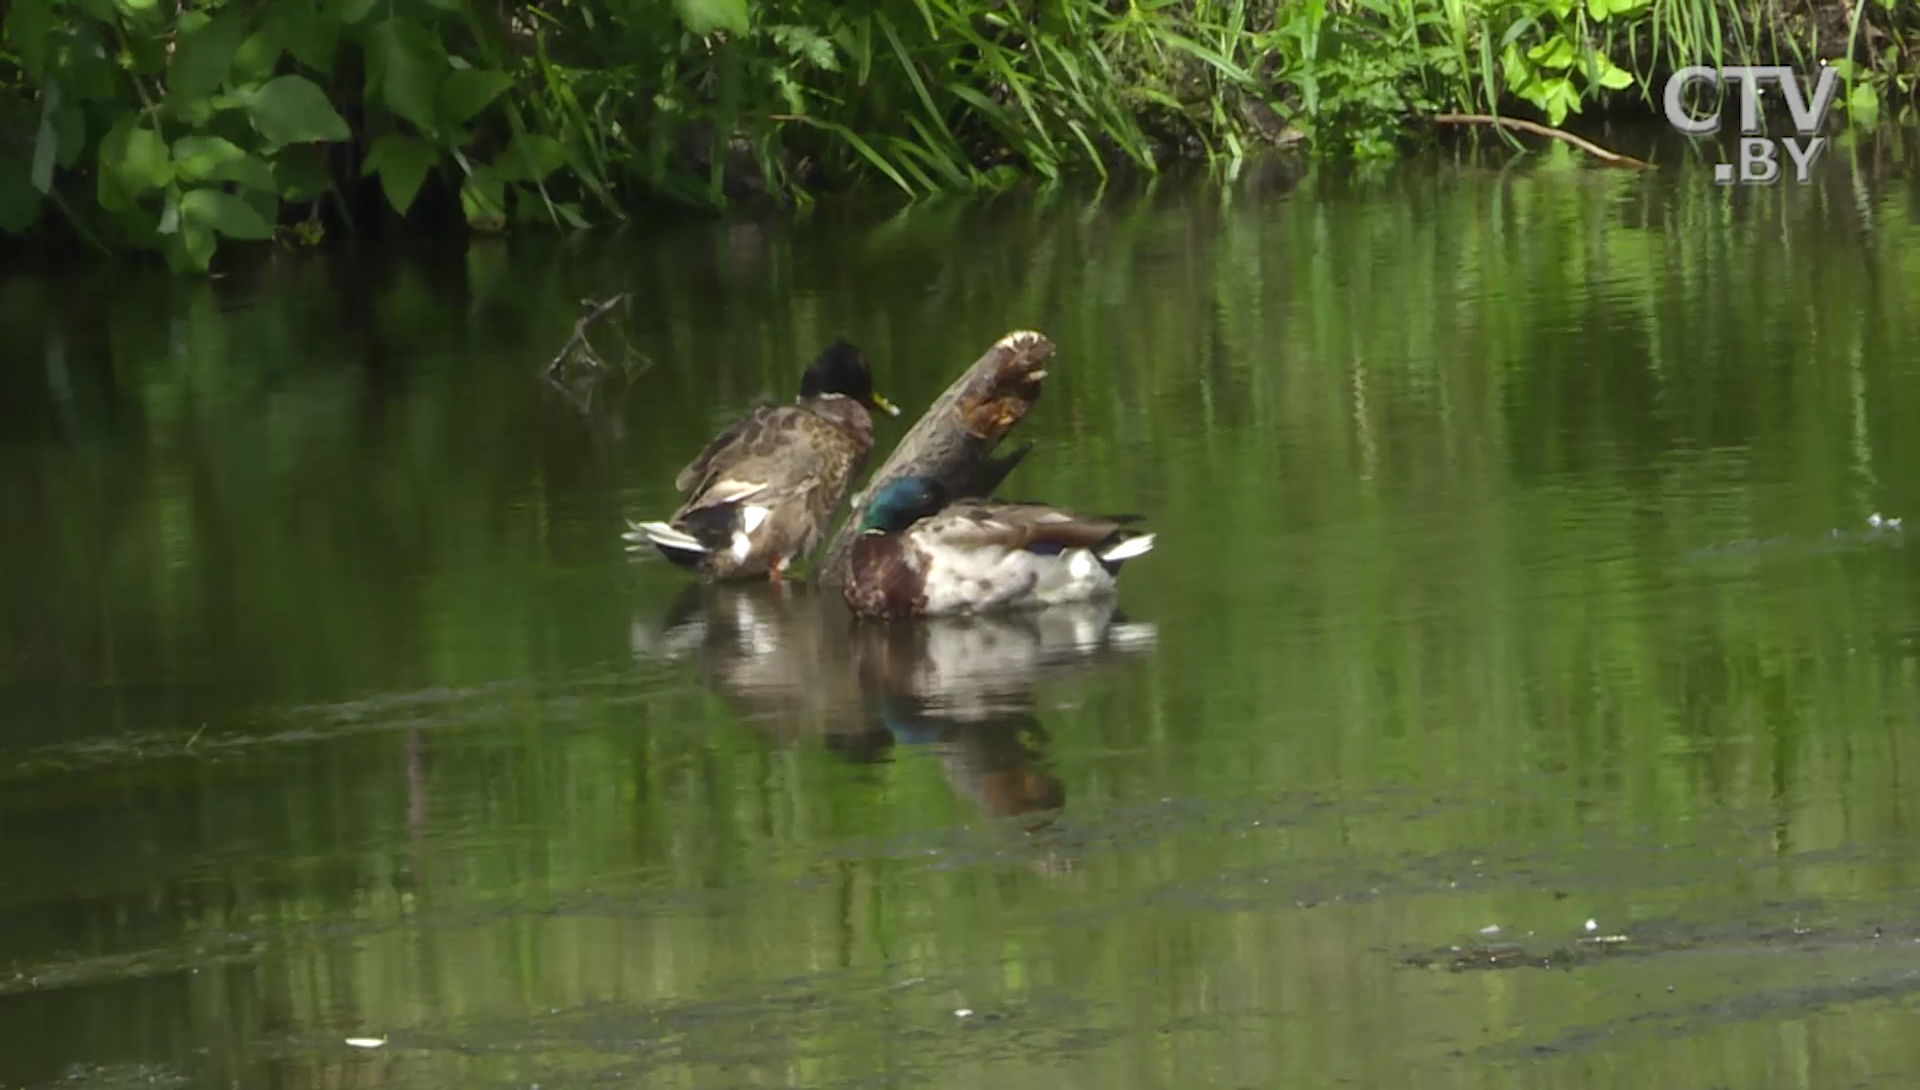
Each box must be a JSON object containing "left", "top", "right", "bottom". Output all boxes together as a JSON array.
[
  {"left": 1432, "top": 114, "right": 1653, "bottom": 170},
  {"left": 813, "top": 330, "right": 1054, "bottom": 588}
]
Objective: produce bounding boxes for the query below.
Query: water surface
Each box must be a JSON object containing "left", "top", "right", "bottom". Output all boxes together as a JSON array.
[{"left": 7, "top": 140, "right": 1920, "bottom": 1089}]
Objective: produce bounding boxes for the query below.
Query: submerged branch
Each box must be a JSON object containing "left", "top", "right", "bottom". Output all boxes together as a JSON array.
[
  {"left": 547, "top": 294, "right": 633, "bottom": 375},
  {"left": 1432, "top": 114, "right": 1653, "bottom": 170},
  {"left": 814, "top": 330, "right": 1054, "bottom": 587}
]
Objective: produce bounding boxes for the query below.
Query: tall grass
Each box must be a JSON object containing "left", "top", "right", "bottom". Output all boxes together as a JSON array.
[{"left": 1, "top": 0, "right": 1914, "bottom": 272}]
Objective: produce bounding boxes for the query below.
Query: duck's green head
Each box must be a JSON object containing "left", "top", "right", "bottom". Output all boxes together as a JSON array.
[
  {"left": 800, "top": 338, "right": 899, "bottom": 417},
  {"left": 860, "top": 475, "right": 948, "bottom": 534}
]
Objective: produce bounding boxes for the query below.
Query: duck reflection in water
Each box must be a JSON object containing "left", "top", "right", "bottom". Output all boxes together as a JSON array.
[{"left": 630, "top": 581, "right": 1156, "bottom": 828}]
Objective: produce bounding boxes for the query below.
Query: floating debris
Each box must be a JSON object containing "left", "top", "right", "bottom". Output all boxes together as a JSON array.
[{"left": 344, "top": 1037, "right": 387, "bottom": 1049}]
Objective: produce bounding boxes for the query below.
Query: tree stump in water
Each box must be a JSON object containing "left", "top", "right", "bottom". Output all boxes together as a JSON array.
[{"left": 814, "top": 330, "right": 1054, "bottom": 588}]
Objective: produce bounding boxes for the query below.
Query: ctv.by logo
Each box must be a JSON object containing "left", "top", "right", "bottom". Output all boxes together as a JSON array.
[{"left": 1662, "top": 65, "right": 1840, "bottom": 185}]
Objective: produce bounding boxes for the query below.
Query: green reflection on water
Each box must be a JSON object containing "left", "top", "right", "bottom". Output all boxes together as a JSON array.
[{"left": 6, "top": 145, "right": 1920, "bottom": 1090}]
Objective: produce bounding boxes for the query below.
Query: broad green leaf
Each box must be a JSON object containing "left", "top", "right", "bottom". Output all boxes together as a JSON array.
[
  {"left": 1527, "top": 35, "right": 1575, "bottom": 71},
  {"left": 438, "top": 69, "right": 513, "bottom": 125},
  {"left": 262, "top": 2, "right": 341, "bottom": 73},
  {"left": 361, "top": 133, "right": 439, "bottom": 214},
  {"left": 492, "top": 133, "right": 566, "bottom": 182},
  {"left": 172, "top": 135, "right": 277, "bottom": 191},
  {"left": 98, "top": 118, "right": 174, "bottom": 196},
  {"left": 181, "top": 186, "right": 276, "bottom": 239},
  {"left": 239, "top": 187, "right": 279, "bottom": 231},
  {"left": 1848, "top": 82, "right": 1881, "bottom": 127},
  {"left": 1592, "top": 55, "right": 1635, "bottom": 90},
  {"left": 1545, "top": 0, "right": 1573, "bottom": 19},
  {"left": 366, "top": 18, "right": 446, "bottom": 132},
  {"left": 167, "top": 11, "right": 248, "bottom": 103},
  {"left": 272, "top": 143, "right": 332, "bottom": 200},
  {"left": 165, "top": 215, "right": 219, "bottom": 273},
  {"left": 232, "top": 30, "right": 285, "bottom": 86},
  {"left": 460, "top": 170, "right": 506, "bottom": 231},
  {"left": 328, "top": 0, "right": 381, "bottom": 24},
  {"left": 7, "top": 0, "right": 54, "bottom": 79},
  {"left": 246, "top": 75, "right": 351, "bottom": 146},
  {"left": 674, "top": 0, "right": 747, "bottom": 35},
  {"left": 1501, "top": 41, "right": 1530, "bottom": 93},
  {"left": 422, "top": 0, "right": 462, "bottom": 10}
]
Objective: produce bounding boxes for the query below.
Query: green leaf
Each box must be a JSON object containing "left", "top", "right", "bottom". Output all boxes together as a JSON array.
[
  {"left": 459, "top": 170, "right": 506, "bottom": 231},
  {"left": 181, "top": 186, "right": 276, "bottom": 239},
  {"left": 1532, "top": 76, "right": 1581, "bottom": 125},
  {"left": 674, "top": 0, "right": 747, "bottom": 35},
  {"left": 167, "top": 11, "right": 249, "bottom": 103},
  {"left": 1592, "top": 55, "right": 1635, "bottom": 90},
  {"left": 172, "top": 135, "right": 278, "bottom": 191},
  {"left": 328, "top": 0, "right": 381, "bottom": 24},
  {"left": 770, "top": 24, "right": 838, "bottom": 70},
  {"left": 98, "top": 118, "right": 174, "bottom": 197},
  {"left": 492, "top": 133, "right": 566, "bottom": 182},
  {"left": 246, "top": 75, "right": 351, "bottom": 146},
  {"left": 272, "top": 143, "right": 332, "bottom": 200},
  {"left": 1501, "top": 41, "right": 1531, "bottom": 94},
  {"left": 1544, "top": 0, "right": 1573, "bottom": 19},
  {"left": 366, "top": 17, "right": 447, "bottom": 133},
  {"left": 165, "top": 214, "right": 219, "bottom": 273},
  {"left": 1527, "top": 35, "right": 1576, "bottom": 70},
  {"left": 232, "top": 30, "right": 285, "bottom": 86},
  {"left": 438, "top": 69, "right": 513, "bottom": 125},
  {"left": 361, "top": 133, "right": 439, "bottom": 214},
  {"left": 267, "top": 2, "right": 342, "bottom": 72},
  {"left": 1848, "top": 82, "right": 1881, "bottom": 127},
  {"left": 8, "top": 0, "right": 54, "bottom": 80}
]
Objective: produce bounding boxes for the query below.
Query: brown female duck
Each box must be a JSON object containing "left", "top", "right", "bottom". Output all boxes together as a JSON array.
[{"left": 626, "top": 339, "right": 898, "bottom": 583}]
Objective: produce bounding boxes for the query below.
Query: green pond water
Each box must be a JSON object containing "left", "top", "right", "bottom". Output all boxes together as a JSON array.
[{"left": 7, "top": 138, "right": 1920, "bottom": 1090}]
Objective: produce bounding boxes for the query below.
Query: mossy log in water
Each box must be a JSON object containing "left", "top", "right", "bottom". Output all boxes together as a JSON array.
[{"left": 815, "top": 330, "right": 1052, "bottom": 588}]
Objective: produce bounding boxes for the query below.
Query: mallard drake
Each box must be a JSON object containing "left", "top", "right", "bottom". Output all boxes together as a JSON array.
[
  {"left": 625, "top": 339, "right": 899, "bottom": 583},
  {"left": 844, "top": 476, "right": 1156, "bottom": 618}
]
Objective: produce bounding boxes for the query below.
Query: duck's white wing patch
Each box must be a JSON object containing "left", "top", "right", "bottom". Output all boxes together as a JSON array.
[{"left": 730, "top": 505, "right": 773, "bottom": 561}]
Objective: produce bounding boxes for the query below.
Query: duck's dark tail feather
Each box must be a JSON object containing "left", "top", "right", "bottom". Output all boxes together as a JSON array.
[{"left": 626, "top": 520, "right": 709, "bottom": 570}]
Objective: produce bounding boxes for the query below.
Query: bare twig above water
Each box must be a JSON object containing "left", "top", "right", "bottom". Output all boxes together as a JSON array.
[
  {"left": 1432, "top": 114, "right": 1653, "bottom": 170},
  {"left": 544, "top": 293, "right": 651, "bottom": 422},
  {"left": 546, "top": 293, "right": 637, "bottom": 376}
]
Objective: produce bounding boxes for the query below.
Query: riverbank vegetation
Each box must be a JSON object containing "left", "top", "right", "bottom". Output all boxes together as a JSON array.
[{"left": 3, "top": 0, "right": 1916, "bottom": 272}]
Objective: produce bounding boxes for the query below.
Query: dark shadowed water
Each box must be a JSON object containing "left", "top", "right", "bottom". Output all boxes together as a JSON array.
[{"left": 8, "top": 137, "right": 1920, "bottom": 1090}]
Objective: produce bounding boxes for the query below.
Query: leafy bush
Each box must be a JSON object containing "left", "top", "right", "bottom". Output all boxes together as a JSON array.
[{"left": 1, "top": 0, "right": 1913, "bottom": 273}]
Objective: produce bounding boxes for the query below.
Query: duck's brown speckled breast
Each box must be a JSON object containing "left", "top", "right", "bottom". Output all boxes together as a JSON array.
[{"left": 845, "top": 535, "right": 928, "bottom": 618}]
